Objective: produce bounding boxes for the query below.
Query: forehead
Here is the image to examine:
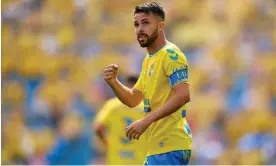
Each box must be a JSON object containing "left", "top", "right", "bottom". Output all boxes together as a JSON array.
[{"left": 134, "top": 12, "right": 154, "bottom": 21}]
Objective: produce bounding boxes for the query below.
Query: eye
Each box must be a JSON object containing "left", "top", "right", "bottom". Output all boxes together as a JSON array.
[
  {"left": 134, "top": 23, "right": 139, "bottom": 27},
  {"left": 142, "top": 21, "right": 149, "bottom": 25}
]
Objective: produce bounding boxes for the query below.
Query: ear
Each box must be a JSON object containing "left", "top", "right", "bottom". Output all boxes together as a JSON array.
[{"left": 158, "top": 21, "right": 165, "bottom": 33}]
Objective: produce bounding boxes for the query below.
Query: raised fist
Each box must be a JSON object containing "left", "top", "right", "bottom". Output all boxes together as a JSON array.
[{"left": 103, "top": 64, "right": 119, "bottom": 84}]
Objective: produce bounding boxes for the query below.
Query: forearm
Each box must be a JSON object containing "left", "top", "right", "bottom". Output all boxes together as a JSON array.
[
  {"left": 94, "top": 122, "right": 108, "bottom": 148},
  {"left": 95, "top": 130, "right": 107, "bottom": 147},
  {"left": 108, "top": 79, "right": 140, "bottom": 107},
  {"left": 144, "top": 92, "right": 190, "bottom": 124}
]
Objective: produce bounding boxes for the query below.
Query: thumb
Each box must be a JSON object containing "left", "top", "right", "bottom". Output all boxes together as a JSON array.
[{"left": 113, "top": 64, "right": 119, "bottom": 69}]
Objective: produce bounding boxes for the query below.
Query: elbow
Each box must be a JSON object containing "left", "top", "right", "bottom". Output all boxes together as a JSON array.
[
  {"left": 93, "top": 122, "right": 102, "bottom": 134},
  {"left": 122, "top": 98, "right": 140, "bottom": 108},
  {"left": 127, "top": 99, "right": 142, "bottom": 108},
  {"left": 119, "top": 99, "right": 137, "bottom": 108},
  {"left": 186, "top": 94, "right": 191, "bottom": 103},
  {"left": 120, "top": 101, "right": 132, "bottom": 108},
  {"left": 93, "top": 126, "right": 100, "bottom": 135},
  {"left": 180, "top": 93, "right": 190, "bottom": 105},
  {"left": 126, "top": 102, "right": 137, "bottom": 108},
  {"left": 173, "top": 84, "right": 191, "bottom": 105}
]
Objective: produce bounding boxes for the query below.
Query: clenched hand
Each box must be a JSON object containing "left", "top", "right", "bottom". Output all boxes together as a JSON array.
[
  {"left": 103, "top": 64, "right": 119, "bottom": 84},
  {"left": 126, "top": 118, "right": 151, "bottom": 140}
]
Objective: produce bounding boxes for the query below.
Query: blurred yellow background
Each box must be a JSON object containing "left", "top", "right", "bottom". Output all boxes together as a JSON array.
[{"left": 1, "top": 0, "right": 276, "bottom": 165}]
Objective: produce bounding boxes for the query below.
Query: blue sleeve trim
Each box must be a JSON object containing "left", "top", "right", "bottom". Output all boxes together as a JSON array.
[
  {"left": 144, "top": 107, "right": 151, "bottom": 112},
  {"left": 181, "top": 110, "right": 186, "bottom": 118},
  {"left": 184, "top": 122, "right": 191, "bottom": 135},
  {"left": 169, "top": 68, "right": 188, "bottom": 87}
]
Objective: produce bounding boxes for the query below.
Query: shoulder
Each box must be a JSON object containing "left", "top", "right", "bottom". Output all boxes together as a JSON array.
[
  {"left": 166, "top": 42, "right": 185, "bottom": 54},
  {"left": 162, "top": 42, "right": 187, "bottom": 61},
  {"left": 104, "top": 97, "right": 121, "bottom": 109}
]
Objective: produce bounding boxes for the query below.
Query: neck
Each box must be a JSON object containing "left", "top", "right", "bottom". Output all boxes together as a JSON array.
[{"left": 147, "top": 33, "right": 166, "bottom": 54}]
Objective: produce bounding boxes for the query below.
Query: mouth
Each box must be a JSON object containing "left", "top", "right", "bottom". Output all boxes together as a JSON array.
[{"left": 138, "top": 34, "right": 147, "bottom": 41}]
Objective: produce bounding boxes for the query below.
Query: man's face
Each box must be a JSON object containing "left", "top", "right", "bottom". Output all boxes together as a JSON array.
[{"left": 134, "top": 12, "right": 159, "bottom": 47}]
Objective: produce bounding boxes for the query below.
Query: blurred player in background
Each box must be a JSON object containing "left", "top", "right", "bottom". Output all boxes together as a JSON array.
[
  {"left": 93, "top": 75, "right": 147, "bottom": 165},
  {"left": 103, "top": 2, "right": 192, "bottom": 165}
]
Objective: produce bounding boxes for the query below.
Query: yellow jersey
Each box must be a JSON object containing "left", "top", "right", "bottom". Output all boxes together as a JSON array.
[
  {"left": 95, "top": 97, "right": 147, "bottom": 165},
  {"left": 134, "top": 41, "right": 192, "bottom": 156}
]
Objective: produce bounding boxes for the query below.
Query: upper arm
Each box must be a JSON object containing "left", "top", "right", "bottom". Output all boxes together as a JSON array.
[
  {"left": 132, "top": 61, "right": 145, "bottom": 106},
  {"left": 129, "top": 88, "right": 143, "bottom": 107},
  {"left": 172, "top": 83, "right": 190, "bottom": 102},
  {"left": 93, "top": 121, "right": 106, "bottom": 134},
  {"left": 134, "top": 59, "right": 145, "bottom": 93},
  {"left": 163, "top": 48, "right": 189, "bottom": 87}
]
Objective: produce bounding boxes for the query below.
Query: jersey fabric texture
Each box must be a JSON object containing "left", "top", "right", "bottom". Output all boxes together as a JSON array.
[
  {"left": 134, "top": 41, "right": 192, "bottom": 156},
  {"left": 95, "top": 98, "right": 147, "bottom": 165}
]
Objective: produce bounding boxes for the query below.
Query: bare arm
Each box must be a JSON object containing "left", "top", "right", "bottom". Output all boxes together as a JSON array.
[
  {"left": 144, "top": 83, "right": 190, "bottom": 123},
  {"left": 104, "top": 64, "right": 143, "bottom": 107},
  {"left": 126, "top": 83, "right": 190, "bottom": 140},
  {"left": 108, "top": 79, "right": 143, "bottom": 107},
  {"left": 93, "top": 122, "right": 108, "bottom": 147}
]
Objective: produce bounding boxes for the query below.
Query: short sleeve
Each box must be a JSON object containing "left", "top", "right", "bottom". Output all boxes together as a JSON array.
[
  {"left": 134, "top": 59, "right": 146, "bottom": 93},
  {"left": 134, "top": 74, "right": 144, "bottom": 92},
  {"left": 163, "top": 48, "right": 189, "bottom": 87},
  {"left": 94, "top": 100, "right": 113, "bottom": 126}
]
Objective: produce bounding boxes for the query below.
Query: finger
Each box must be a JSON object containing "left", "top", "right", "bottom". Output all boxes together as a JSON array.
[
  {"left": 126, "top": 126, "right": 130, "bottom": 135},
  {"left": 130, "top": 130, "right": 137, "bottom": 140},
  {"left": 104, "top": 72, "right": 114, "bottom": 76},
  {"left": 104, "top": 76, "right": 113, "bottom": 80},
  {"left": 104, "top": 75, "right": 113, "bottom": 80},
  {"left": 112, "top": 64, "right": 119, "bottom": 70},
  {"left": 126, "top": 127, "right": 133, "bottom": 137},
  {"left": 134, "top": 133, "right": 141, "bottom": 140},
  {"left": 104, "top": 72, "right": 114, "bottom": 77},
  {"left": 132, "top": 132, "right": 139, "bottom": 140},
  {"left": 106, "top": 64, "right": 116, "bottom": 68},
  {"left": 104, "top": 69, "right": 113, "bottom": 73},
  {"left": 113, "top": 64, "right": 118, "bottom": 69},
  {"left": 126, "top": 124, "right": 132, "bottom": 133},
  {"left": 126, "top": 128, "right": 135, "bottom": 140},
  {"left": 104, "top": 68, "right": 115, "bottom": 73}
]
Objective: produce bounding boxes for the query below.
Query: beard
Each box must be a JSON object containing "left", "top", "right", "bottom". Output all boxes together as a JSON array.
[{"left": 137, "top": 27, "right": 158, "bottom": 48}]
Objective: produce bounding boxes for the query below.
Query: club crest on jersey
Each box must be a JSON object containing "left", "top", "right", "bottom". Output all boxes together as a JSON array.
[{"left": 149, "top": 64, "right": 155, "bottom": 76}]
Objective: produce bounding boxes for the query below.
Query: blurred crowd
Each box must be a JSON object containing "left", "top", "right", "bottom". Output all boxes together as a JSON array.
[{"left": 2, "top": 0, "right": 276, "bottom": 165}]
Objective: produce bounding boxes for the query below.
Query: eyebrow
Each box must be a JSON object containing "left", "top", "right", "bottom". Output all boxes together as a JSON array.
[
  {"left": 134, "top": 18, "right": 150, "bottom": 23},
  {"left": 141, "top": 19, "right": 149, "bottom": 21}
]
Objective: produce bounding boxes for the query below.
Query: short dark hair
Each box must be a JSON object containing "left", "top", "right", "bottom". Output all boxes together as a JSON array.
[{"left": 134, "top": 2, "right": 165, "bottom": 21}]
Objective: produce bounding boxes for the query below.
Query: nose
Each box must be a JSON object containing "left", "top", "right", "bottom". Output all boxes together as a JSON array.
[{"left": 137, "top": 26, "right": 144, "bottom": 34}]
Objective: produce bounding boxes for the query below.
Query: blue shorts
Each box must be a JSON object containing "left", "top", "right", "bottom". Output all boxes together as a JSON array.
[{"left": 144, "top": 150, "right": 192, "bottom": 165}]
